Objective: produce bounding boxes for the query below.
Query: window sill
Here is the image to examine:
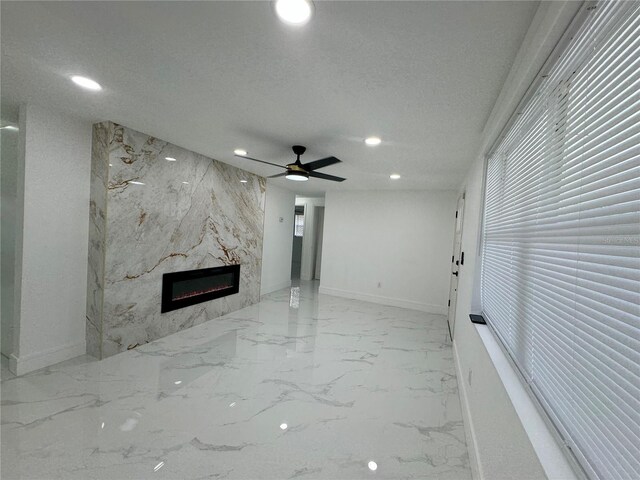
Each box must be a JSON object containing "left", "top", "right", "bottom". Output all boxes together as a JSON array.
[{"left": 473, "top": 322, "right": 580, "bottom": 480}]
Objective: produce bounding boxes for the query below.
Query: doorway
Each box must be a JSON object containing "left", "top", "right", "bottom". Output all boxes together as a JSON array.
[
  {"left": 447, "top": 193, "right": 465, "bottom": 339},
  {"left": 290, "top": 205, "right": 304, "bottom": 280}
]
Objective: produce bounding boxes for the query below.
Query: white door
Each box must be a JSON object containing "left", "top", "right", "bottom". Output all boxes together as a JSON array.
[{"left": 447, "top": 194, "right": 465, "bottom": 339}]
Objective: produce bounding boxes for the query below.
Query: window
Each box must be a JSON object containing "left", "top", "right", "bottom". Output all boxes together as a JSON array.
[
  {"left": 294, "top": 213, "right": 304, "bottom": 237},
  {"left": 480, "top": 2, "right": 639, "bottom": 479}
]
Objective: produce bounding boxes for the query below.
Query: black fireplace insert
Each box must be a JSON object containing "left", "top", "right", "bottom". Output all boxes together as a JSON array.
[{"left": 161, "top": 265, "right": 240, "bottom": 313}]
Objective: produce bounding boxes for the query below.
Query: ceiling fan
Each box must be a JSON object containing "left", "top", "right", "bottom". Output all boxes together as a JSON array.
[{"left": 235, "top": 145, "right": 346, "bottom": 182}]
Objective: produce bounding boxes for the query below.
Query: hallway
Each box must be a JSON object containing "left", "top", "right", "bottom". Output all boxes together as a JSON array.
[{"left": 1, "top": 282, "right": 470, "bottom": 479}]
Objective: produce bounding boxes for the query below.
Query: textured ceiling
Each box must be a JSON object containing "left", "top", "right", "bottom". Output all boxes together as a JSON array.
[{"left": 1, "top": 1, "right": 539, "bottom": 194}]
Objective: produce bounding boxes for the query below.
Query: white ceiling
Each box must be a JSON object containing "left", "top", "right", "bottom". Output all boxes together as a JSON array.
[{"left": 1, "top": 1, "right": 538, "bottom": 195}]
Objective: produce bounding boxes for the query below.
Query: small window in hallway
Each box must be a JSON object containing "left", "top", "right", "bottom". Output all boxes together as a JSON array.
[{"left": 294, "top": 212, "right": 304, "bottom": 237}]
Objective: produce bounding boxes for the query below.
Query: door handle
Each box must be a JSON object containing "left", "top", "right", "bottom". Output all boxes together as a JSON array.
[{"left": 453, "top": 271, "right": 459, "bottom": 277}]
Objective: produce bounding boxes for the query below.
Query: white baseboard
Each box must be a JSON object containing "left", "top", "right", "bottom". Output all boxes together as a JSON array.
[
  {"left": 260, "top": 280, "right": 292, "bottom": 296},
  {"left": 9, "top": 340, "right": 85, "bottom": 376},
  {"left": 318, "top": 286, "right": 447, "bottom": 315},
  {"left": 453, "top": 341, "right": 483, "bottom": 480}
]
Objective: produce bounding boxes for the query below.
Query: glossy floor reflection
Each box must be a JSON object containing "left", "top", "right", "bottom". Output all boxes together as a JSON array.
[{"left": 1, "top": 282, "right": 471, "bottom": 479}]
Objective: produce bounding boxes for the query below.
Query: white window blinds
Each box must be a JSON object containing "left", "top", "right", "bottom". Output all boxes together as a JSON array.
[{"left": 481, "top": 2, "right": 640, "bottom": 479}]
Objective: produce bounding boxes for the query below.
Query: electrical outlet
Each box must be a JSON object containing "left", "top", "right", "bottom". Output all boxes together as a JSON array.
[
  {"left": 279, "top": 217, "right": 284, "bottom": 223},
  {"left": 468, "top": 369, "right": 472, "bottom": 386}
]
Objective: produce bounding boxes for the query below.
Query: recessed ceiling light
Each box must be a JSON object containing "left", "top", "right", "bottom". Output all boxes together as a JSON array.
[
  {"left": 70, "top": 75, "right": 102, "bottom": 91},
  {"left": 280, "top": 423, "right": 288, "bottom": 430},
  {"left": 275, "top": 0, "right": 313, "bottom": 25},
  {"left": 109, "top": 164, "right": 113, "bottom": 167},
  {"left": 128, "top": 181, "right": 145, "bottom": 185},
  {"left": 234, "top": 149, "right": 247, "bottom": 156},
  {"left": 365, "top": 136, "right": 382, "bottom": 146},
  {"left": 0, "top": 125, "right": 18, "bottom": 131},
  {"left": 368, "top": 461, "right": 378, "bottom": 471},
  {"left": 182, "top": 181, "right": 189, "bottom": 185},
  {"left": 240, "top": 179, "right": 248, "bottom": 183},
  {"left": 389, "top": 174, "right": 401, "bottom": 180},
  {"left": 174, "top": 380, "right": 182, "bottom": 385},
  {"left": 165, "top": 157, "right": 177, "bottom": 162}
]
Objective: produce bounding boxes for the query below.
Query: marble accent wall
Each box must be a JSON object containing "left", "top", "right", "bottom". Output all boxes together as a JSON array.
[
  {"left": 86, "top": 125, "right": 109, "bottom": 358},
  {"left": 87, "top": 122, "right": 265, "bottom": 359}
]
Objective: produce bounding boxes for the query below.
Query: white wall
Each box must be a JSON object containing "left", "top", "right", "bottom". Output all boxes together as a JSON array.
[
  {"left": 1, "top": 122, "right": 20, "bottom": 358},
  {"left": 320, "top": 190, "right": 457, "bottom": 314},
  {"left": 260, "top": 183, "right": 295, "bottom": 295},
  {"left": 314, "top": 207, "right": 324, "bottom": 279},
  {"left": 10, "top": 104, "right": 92, "bottom": 375},
  {"left": 296, "top": 196, "right": 324, "bottom": 282},
  {"left": 451, "top": 2, "right": 582, "bottom": 479}
]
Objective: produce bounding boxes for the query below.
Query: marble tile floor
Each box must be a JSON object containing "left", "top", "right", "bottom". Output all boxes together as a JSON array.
[{"left": 1, "top": 282, "right": 471, "bottom": 480}]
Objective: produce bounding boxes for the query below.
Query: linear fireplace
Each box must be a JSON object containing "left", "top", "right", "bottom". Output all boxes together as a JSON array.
[{"left": 161, "top": 265, "right": 240, "bottom": 313}]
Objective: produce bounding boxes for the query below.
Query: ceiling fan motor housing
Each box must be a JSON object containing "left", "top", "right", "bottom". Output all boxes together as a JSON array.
[{"left": 287, "top": 163, "right": 307, "bottom": 173}]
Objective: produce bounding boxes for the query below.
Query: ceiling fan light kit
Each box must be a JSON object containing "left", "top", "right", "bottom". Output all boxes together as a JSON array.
[
  {"left": 285, "top": 171, "right": 309, "bottom": 181},
  {"left": 235, "top": 145, "right": 346, "bottom": 183}
]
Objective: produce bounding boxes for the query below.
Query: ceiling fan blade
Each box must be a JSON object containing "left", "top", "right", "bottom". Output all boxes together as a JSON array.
[
  {"left": 235, "top": 154, "right": 287, "bottom": 169},
  {"left": 308, "top": 171, "right": 346, "bottom": 182},
  {"left": 268, "top": 172, "right": 287, "bottom": 178},
  {"left": 302, "top": 156, "right": 341, "bottom": 171}
]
